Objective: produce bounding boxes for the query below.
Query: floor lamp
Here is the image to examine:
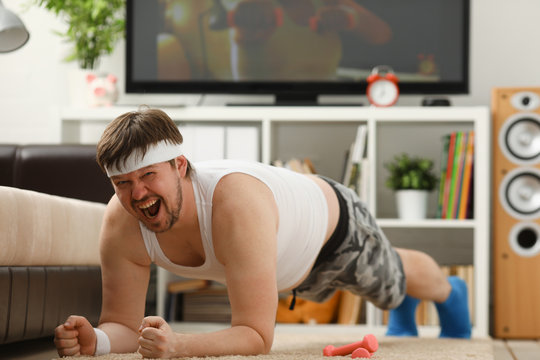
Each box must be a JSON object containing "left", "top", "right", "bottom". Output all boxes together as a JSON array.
[{"left": 0, "top": 0, "right": 29, "bottom": 52}]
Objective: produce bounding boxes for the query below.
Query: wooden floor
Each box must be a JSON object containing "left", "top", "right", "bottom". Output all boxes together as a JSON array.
[{"left": 494, "top": 339, "right": 540, "bottom": 360}]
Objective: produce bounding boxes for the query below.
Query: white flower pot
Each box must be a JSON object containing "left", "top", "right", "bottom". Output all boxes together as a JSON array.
[{"left": 395, "top": 190, "right": 429, "bottom": 220}]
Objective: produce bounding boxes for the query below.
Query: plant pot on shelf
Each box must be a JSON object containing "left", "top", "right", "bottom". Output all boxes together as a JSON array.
[{"left": 395, "top": 189, "right": 429, "bottom": 220}]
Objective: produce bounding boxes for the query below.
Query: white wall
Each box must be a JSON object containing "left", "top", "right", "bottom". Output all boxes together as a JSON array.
[{"left": 1, "top": 0, "right": 540, "bottom": 143}]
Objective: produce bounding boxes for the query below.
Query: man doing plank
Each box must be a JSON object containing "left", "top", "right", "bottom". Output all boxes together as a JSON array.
[{"left": 54, "top": 108, "right": 470, "bottom": 358}]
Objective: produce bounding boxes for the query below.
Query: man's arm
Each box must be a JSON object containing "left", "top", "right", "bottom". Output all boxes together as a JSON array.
[
  {"left": 138, "top": 174, "right": 279, "bottom": 358},
  {"left": 54, "top": 196, "right": 150, "bottom": 356},
  {"left": 98, "top": 195, "right": 152, "bottom": 353},
  {"left": 212, "top": 173, "right": 279, "bottom": 354}
]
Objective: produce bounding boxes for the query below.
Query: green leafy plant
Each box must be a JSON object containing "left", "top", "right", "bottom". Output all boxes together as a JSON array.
[
  {"left": 33, "top": 0, "right": 125, "bottom": 69},
  {"left": 384, "top": 153, "right": 438, "bottom": 191}
]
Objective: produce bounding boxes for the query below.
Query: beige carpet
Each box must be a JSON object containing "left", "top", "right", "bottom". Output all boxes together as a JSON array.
[{"left": 52, "top": 333, "right": 493, "bottom": 360}]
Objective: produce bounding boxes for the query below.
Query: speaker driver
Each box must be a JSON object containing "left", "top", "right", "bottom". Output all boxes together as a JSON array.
[
  {"left": 499, "top": 167, "right": 540, "bottom": 219},
  {"left": 509, "top": 222, "right": 540, "bottom": 257},
  {"left": 510, "top": 91, "right": 540, "bottom": 111},
  {"left": 499, "top": 113, "right": 540, "bottom": 164}
]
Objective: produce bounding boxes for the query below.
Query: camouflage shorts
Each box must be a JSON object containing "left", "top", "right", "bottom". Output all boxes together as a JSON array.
[{"left": 295, "top": 177, "right": 406, "bottom": 310}]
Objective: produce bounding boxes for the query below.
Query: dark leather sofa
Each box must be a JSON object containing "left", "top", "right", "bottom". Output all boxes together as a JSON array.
[
  {"left": 0, "top": 144, "right": 113, "bottom": 345},
  {"left": 0, "top": 144, "right": 113, "bottom": 203}
]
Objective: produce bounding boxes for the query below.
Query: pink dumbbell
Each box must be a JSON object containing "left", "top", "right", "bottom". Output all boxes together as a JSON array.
[
  {"left": 352, "top": 347, "right": 371, "bottom": 358},
  {"left": 323, "top": 334, "right": 378, "bottom": 356}
]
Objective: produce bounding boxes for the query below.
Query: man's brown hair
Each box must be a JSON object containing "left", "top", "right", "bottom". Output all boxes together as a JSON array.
[{"left": 96, "top": 107, "right": 192, "bottom": 176}]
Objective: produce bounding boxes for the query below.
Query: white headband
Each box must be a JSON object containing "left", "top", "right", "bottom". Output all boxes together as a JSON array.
[{"left": 105, "top": 140, "right": 183, "bottom": 177}]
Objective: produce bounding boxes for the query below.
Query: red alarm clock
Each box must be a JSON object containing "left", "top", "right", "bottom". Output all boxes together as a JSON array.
[{"left": 366, "top": 66, "right": 400, "bottom": 107}]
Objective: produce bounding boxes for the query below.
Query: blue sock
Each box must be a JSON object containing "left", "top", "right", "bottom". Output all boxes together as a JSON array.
[
  {"left": 386, "top": 295, "right": 420, "bottom": 336},
  {"left": 435, "top": 276, "right": 471, "bottom": 338}
]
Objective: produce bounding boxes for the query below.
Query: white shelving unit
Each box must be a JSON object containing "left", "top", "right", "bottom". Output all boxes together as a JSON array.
[{"left": 57, "top": 105, "right": 490, "bottom": 337}]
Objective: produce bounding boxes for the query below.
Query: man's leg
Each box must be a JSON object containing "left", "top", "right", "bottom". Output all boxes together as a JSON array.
[
  {"left": 385, "top": 294, "right": 420, "bottom": 336},
  {"left": 395, "top": 248, "right": 451, "bottom": 302},
  {"left": 387, "top": 248, "right": 471, "bottom": 338},
  {"left": 435, "top": 276, "right": 471, "bottom": 338},
  {"left": 386, "top": 248, "right": 444, "bottom": 336}
]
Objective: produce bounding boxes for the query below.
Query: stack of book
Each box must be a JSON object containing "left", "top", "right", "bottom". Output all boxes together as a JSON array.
[
  {"left": 437, "top": 131, "right": 475, "bottom": 219},
  {"left": 165, "top": 279, "right": 211, "bottom": 321},
  {"left": 182, "top": 284, "right": 232, "bottom": 323}
]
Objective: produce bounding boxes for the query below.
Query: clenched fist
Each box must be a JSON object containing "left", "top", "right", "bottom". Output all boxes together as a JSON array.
[
  {"left": 138, "top": 316, "right": 180, "bottom": 358},
  {"left": 54, "top": 315, "right": 96, "bottom": 356}
]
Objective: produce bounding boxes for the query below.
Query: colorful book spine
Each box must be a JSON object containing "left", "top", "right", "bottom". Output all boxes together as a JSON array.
[
  {"left": 446, "top": 132, "right": 462, "bottom": 218},
  {"left": 442, "top": 132, "right": 457, "bottom": 219},
  {"left": 466, "top": 162, "right": 475, "bottom": 219},
  {"left": 437, "top": 134, "right": 451, "bottom": 218},
  {"left": 453, "top": 131, "right": 468, "bottom": 218},
  {"left": 458, "top": 131, "right": 475, "bottom": 219}
]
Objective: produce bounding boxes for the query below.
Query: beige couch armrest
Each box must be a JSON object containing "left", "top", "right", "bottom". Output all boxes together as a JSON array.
[{"left": 0, "top": 186, "right": 106, "bottom": 266}]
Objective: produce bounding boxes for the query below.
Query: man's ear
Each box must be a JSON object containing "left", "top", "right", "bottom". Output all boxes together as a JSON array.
[{"left": 175, "top": 155, "right": 188, "bottom": 177}]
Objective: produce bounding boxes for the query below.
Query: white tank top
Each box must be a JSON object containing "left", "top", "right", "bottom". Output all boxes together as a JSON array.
[{"left": 139, "top": 159, "right": 328, "bottom": 291}]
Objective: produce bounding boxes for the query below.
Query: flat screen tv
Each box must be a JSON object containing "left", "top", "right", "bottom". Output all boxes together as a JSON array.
[{"left": 126, "top": 0, "right": 469, "bottom": 105}]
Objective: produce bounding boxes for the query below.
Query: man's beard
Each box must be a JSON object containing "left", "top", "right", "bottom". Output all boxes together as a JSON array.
[{"left": 141, "top": 177, "right": 183, "bottom": 233}]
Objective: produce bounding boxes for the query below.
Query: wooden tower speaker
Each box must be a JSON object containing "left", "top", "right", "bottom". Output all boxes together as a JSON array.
[{"left": 492, "top": 87, "right": 540, "bottom": 338}]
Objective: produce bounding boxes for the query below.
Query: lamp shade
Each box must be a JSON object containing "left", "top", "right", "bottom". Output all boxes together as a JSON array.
[{"left": 0, "top": 0, "right": 29, "bottom": 53}]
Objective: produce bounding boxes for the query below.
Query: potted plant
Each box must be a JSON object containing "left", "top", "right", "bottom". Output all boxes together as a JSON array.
[
  {"left": 33, "top": 0, "right": 125, "bottom": 105},
  {"left": 384, "top": 153, "right": 438, "bottom": 220},
  {"left": 33, "top": 0, "right": 125, "bottom": 70}
]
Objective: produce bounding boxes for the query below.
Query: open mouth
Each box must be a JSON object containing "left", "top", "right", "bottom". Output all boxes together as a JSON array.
[{"left": 138, "top": 199, "right": 161, "bottom": 219}]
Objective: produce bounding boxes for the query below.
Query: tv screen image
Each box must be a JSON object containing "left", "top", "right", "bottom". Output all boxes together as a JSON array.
[{"left": 126, "top": 0, "right": 469, "bottom": 104}]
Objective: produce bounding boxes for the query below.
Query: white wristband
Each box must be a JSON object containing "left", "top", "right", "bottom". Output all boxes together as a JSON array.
[{"left": 93, "top": 328, "right": 111, "bottom": 356}]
